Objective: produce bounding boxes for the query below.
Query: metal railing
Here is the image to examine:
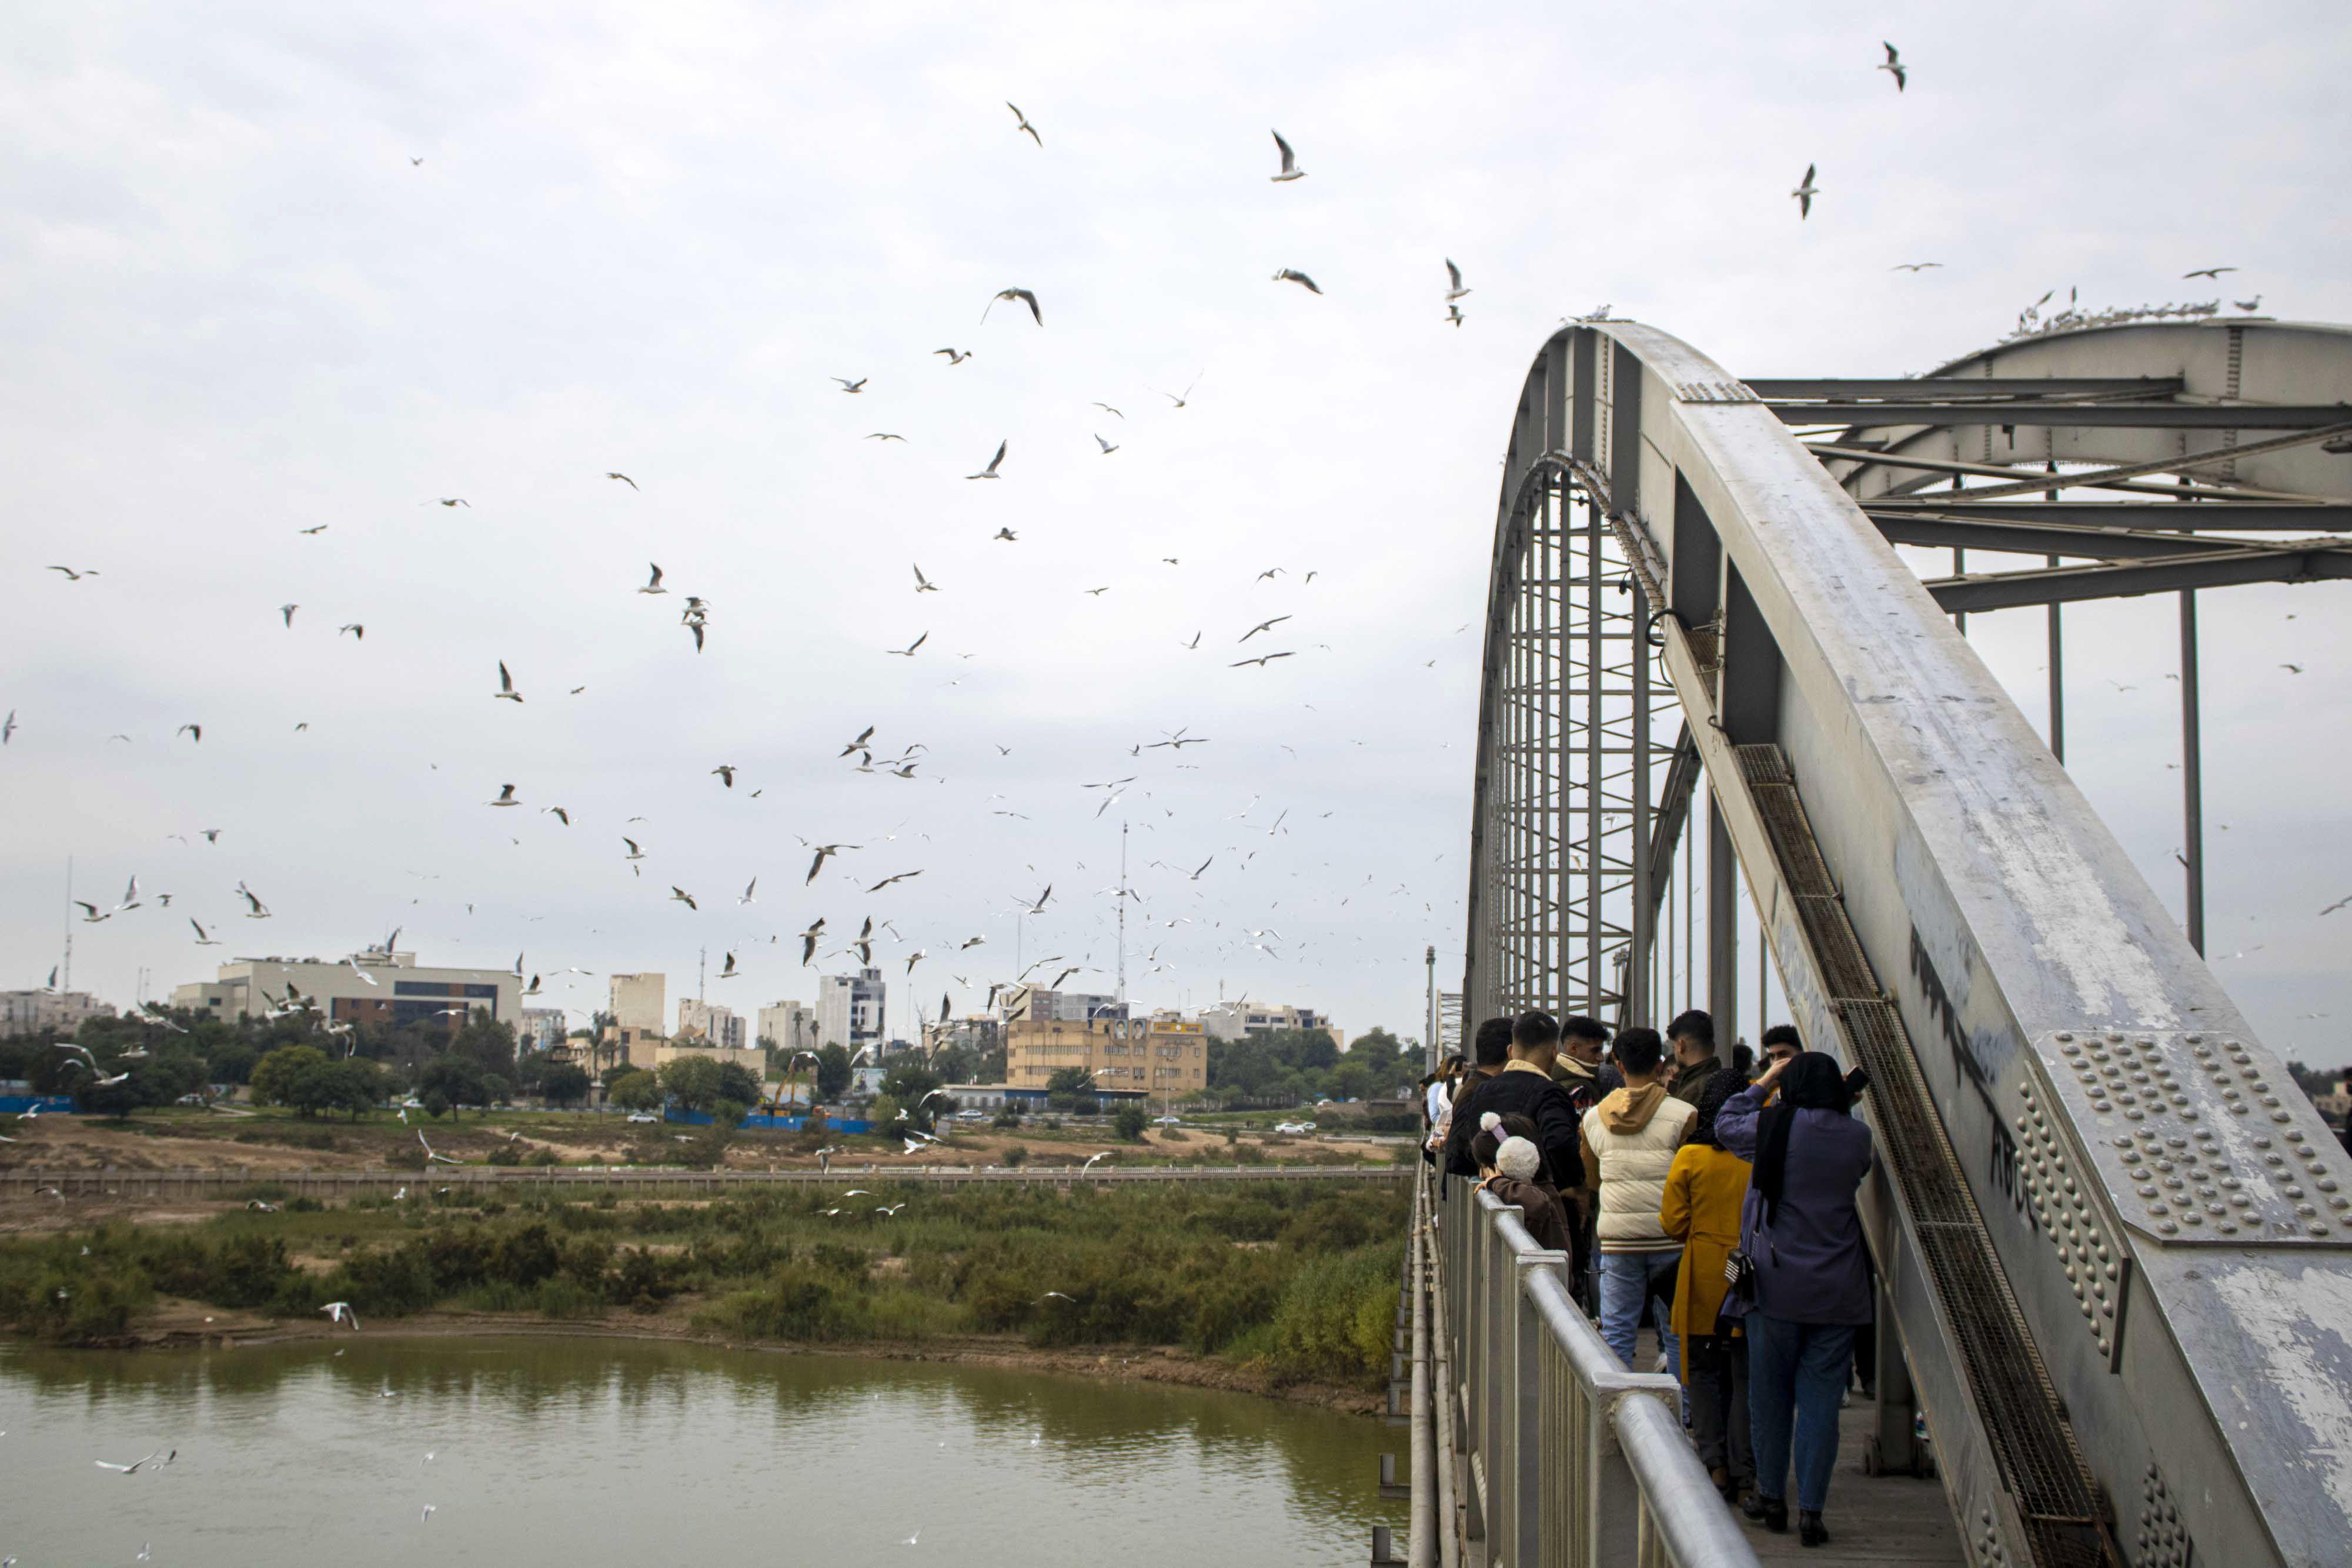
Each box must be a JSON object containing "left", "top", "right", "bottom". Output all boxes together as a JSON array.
[
  {"left": 1422, "top": 1165, "right": 1760, "bottom": 1568},
  {"left": 0, "top": 1163, "right": 1409, "bottom": 1199}
]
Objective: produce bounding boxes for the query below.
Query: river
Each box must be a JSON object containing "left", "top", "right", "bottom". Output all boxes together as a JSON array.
[{"left": 0, "top": 1337, "right": 1403, "bottom": 1565}]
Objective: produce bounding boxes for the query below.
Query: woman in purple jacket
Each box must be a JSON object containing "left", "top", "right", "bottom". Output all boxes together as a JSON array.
[{"left": 1715, "top": 1051, "right": 1873, "bottom": 1548}]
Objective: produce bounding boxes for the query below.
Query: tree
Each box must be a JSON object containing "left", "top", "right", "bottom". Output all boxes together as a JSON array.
[
  {"left": 608, "top": 1069, "right": 663, "bottom": 1112},
  {"left": 418, "top": 1054, "right": 489, "bottom": 1118},
  {"left": 540, "top": 1063, "right": 592, "bottom": 1107},
  {"left": 447, "top": 1011, "right": 518, "bottom": 1081},
  {"left": 659, "top": 1055, "right": 726, "bottom": 1113},
  {"left": 714, "top": 1060, "right": 764, "bottom": 1109},
  {"left": 252, "top": 1045, "right": 330, "bottom": 1109},
  {"left": 880, "top": 1062, "right": 946, "bottom": 1130},
  {"left": 814, "top": 1044, "right": 853, "bottom": 1102},
  {"left": 1112, "top": 1102, "right": 1149, "bottom": 1141},
  {"left": 1045, "top": 1066, "right": 1098, "bottom": 1116}
]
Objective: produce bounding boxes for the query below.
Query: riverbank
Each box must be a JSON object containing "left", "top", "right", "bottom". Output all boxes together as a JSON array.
[
  {"left": 104, "top": 1296, "right": 1388, "bottom": 1415},
  {"left": 1, "top": 1178, "right": 1409, "bottom": 1404}
]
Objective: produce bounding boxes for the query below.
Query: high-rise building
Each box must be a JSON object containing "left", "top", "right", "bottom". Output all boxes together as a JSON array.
[
  {"left": 816, "top": 968, "right": 886, "bottom": 1057},
  {"left": 676, "top": 998, "right": 745, "bottom": 1050},
  {"left": 609, "top": 972, "right": 666, "bottom": 1033},
  {"left": 519, "top": 1008, "right": 567, "bottom": 1051},
  {"left": 170, "top": 951, "right": 522, "bottom": 1041},
  {"left": 758, "top": 1000, "right": 816, "bottom": 1055},
  {"left": 0, "top": 989, "right": 118, "bottom": 1038},
  {"left": 1197, "top": 1000, "right": 1344, "bottom": 1051},
  {"left": 1004, "top": 1013, "right": 1207, "bottom": 1098}
]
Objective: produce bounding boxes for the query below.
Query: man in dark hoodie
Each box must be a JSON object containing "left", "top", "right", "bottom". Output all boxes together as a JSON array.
[
  {"left": 1551, "top": 1014, "right": 1620, "bottom": 1119},
  {"left": 1442, "top": 1011, "right": 1586, "bottom": 1197}
]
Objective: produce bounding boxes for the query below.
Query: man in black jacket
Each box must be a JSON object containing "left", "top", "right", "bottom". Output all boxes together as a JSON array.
[{"left": 1444, "top": 1010, "right": 1587, "bottom": 1195}]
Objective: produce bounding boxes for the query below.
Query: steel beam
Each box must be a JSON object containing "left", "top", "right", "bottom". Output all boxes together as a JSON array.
[
  {"left": 1810, "top": 442, "right": 2329, "bottom": 504},
  {"left": 1923, "top": 544, "right": 2352, "bottom": 611},
  {"left": 1872, "top": 510, "right": 2352, "bottom": 559},
  {"left": 1864, "top": 499, "right": 2352, "bottom": 530},
  {"left": 1745, "top": 376, "right": 2183, "bottom": 400},
  {"left": 1778, "top": 402, "right": 2352, "bottom": 429}
]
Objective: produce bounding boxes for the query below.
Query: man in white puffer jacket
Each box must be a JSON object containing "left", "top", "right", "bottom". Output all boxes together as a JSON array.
[{"left": 1578, "top": 1025, "right": 1698, "bottom": 1377}]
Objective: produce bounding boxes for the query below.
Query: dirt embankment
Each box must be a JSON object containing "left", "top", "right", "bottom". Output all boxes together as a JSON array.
[{"left": 118, "top": 1298, "right": 1384, "bottom": 1415}]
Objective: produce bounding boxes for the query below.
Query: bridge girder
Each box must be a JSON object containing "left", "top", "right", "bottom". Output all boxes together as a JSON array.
[{"left": 1464, "top": 318, "right": 2352, "bottom": 1568}]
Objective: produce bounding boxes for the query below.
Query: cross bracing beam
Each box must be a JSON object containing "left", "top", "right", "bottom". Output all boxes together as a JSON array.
[
  {"left": 1464, "top": 317, "right": 2352, "bottom": 1568},
  {"left": 1925, "top": 542, "right": 2352, "bottom": 611},
  {"left": 1872, "top": 509, "right": 2352, "bottom": 559},
  {"left": 1863, "top": 499, "right": 2352, "bottom": 529},
  {"left": 1746, "top": 376, "right": 2183, "bottom": 400},
  {"left": 1777, "top": 401, "right": 2352, "bottom": 429}
]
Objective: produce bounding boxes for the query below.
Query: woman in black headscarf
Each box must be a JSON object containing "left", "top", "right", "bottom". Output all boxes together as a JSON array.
[{"left": 1715, "top": 1051, "right": 1873, "bottom": 1546}]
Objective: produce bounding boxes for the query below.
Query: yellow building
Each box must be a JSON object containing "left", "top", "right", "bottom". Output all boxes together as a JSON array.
[{"left": 1004, "top": 1014, "right": 1208, "bottom": 1099}]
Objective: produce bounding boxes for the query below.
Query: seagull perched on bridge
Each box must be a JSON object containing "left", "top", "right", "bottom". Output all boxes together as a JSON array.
[
  {"left": 1273, "top": 269, "right": 1322, "bottom": 294},
  {"left": 984, "top": 288, "right": 1042, "bottom": 326},
  {"left": 1269, "top": 129, "right": 1305, "bottom": 181},
  {"left": 1791, "top": 163, "right": 1818, "bottom": 219},
  {"left": 1877, "top": 41, "right": 1907, "bottom": 91}
]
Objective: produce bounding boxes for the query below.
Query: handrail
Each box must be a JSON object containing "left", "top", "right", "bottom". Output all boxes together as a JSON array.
[{"left": 1424, "top": 1165, "right": 1762, "bottom": 1568}]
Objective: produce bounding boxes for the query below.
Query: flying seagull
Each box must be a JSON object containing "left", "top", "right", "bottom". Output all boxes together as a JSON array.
[
  {"left": 993, "top": 527, "right": 1018, "bottom": 541},
  {"left": 805, "top": 843, "right": 853, "bottom": 884},
  {"left": 934, "top": 347, "right": 971, "bottom": 364},
  {"left": 638, "top": 562, "right": 667, "bottom": 594},
  {"left": 1878, "top": 41, "right": 1906, "bottom": 91},
  {"left": 1240, "top": 615, "right": 1290, "bottom": 641},
  {"left": 868, "top": 870, "right": 924, "bottom": 891},
  {"left": 669, "top": 886, "right": 697, "bottom": 911},
  {"left": 739, "top": 877, "right": 757, "bottom": 904},
  {"left": 1158, "top": 376, "right": 1200, "bottom": 409},
  {"left": 1, "top": 710, "right": 14, "bottom": 744},
  {"left": 833, "top": 377, "right": 867, "bottom": 393},
  {"left": 913, "top": 564, "right": 939, "bottom": 593},
  {"left": 719, "top": 951, "right": 739, "bottom": 979},
  {"left": 322, "top": 1300, "right": 359, "bottom": 1330},
  {"left": 191, "top": 918, "right": 219, "bottom": 945},
  {"left": 1446, "top": 303, "right": 1465, "bottom": 327},
  {"left": 1269, "top": 129, "right": 1305, "bottom": 182},
  {"left": 967, "top": 440, "right": 1007, "bottom": 479},
  {"left": 983, "top": 288, "right": 1042, "bottom": 326},
  {"left": 867, "top": 432, "right": 906, "bottom": 442},
  {"left": 2183, "top": 266, "right": 2236, "bottom": 280},
  {"left": 299, "top": 523, "right": 328, "bottom": 534},
  {"left": 280, "top": 603, "right": 299, "bottom": 627},
  {"left": 1272, "top": 269, "right": 1322, "bottom": 294},
  {"left": 48, "top": 565, "right": 99, "bottom": 580},
  {"left": 712, "top": 764, "right": 736, "bottom": 788},
  {"left": 1791, "top": 163, "right": 1818, "bottom": 219},
  {"left": 1094, "top": 433, "right": 1118, "bottom": 455},
  {"left": 495, "top": 661, "right": 523, "bottom": 702},
  {"left": 1444, "top": 259, "right": 1470, "bottom": 300},
  {"left": 427, "top": 498, "right": 469, "bottom": 507},
  {"left": 623, "top": 836, "right": 646, "bottom": 861},
  {"left": 339, "top": 623, "right": 364, "bottom": 639},
  {"left": 888, "top": 631, "right": 929, "bottom": 657},
  {"left": 607, "top": 472, "right": 637, "bottom": 489},
  {"left": 489, "top": 783, "right": 520, "bottom": 807},
  {"left": 1231, "top": 652, "right": 1296, "bottom": 668},
  {"left": 801, "top": 917, "right": 826, "bottom": 965},
  {"left": 1007, "top": 102, "right": 1040, "bottom": 145},
  {"left": 236, "top": 882, "right": 270, "bottom": 919},
  {"left": 1891, "top": 261, "right": 1942, "bottom": 272}
]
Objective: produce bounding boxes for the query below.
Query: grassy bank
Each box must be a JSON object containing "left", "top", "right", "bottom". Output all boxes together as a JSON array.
[{"left": 0, "top": 1180, "right": 1408, "bottom": 1390}]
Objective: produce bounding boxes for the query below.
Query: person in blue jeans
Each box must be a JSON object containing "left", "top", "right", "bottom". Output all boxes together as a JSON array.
[
  {"left": 1576, "top": 1026, "right": 1698, "bottom": 1385},
  {"left": 1715, "top": 1050, "right": 1873, "bottom": 1549}
]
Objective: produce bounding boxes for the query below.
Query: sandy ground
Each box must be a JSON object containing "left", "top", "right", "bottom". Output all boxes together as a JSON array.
[
  {"left": 0, "top": 1114, "right": 1401, "bottom": 1181},
  {"left": 115, "top": 1297, "right": 1384, "bottom": 1415}
]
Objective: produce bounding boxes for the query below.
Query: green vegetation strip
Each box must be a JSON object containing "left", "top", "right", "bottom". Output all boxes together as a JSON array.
[{"left": 0, "top": 1180, "right": 1409, "bottom": 1389}]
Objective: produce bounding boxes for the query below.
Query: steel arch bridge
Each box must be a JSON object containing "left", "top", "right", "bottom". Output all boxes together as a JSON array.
[{"left": 1459, "top": 317, "right": 2352, "bottom": 1567}]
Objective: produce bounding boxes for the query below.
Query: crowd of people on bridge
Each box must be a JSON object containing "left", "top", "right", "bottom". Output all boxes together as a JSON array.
[{"left": 1422, "top": 1009, "right": 1873, "bottom": 1550}]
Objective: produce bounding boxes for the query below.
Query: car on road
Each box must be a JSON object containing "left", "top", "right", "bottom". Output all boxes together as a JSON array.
[{"left": 626, "top": 1112, "right": 660, "bottom": 1124}]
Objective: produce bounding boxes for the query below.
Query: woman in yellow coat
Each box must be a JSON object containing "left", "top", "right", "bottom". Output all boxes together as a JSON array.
[{"left": 1660, "top": 1069, "right": 1756, "bottom": 1505}]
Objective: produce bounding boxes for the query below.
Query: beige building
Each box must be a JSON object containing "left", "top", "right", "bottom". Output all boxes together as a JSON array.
[
  {"left": 676, "top": 998, "right": 745, "bottom": 1049},
  {"left": 1198, "top": 999, "right": 1344, "bottom": 1051},
  {"left": 609, "top": 972, "right": 666, "bottom": 1032},
  {"left": 1005, "top": 1013, "right": 1208, "bottom": 1099},
  {"left": 0, "top": 988, "right": 117, "bottom": 1038},
  {"left": 759, "top": 1000, "right": 817, "bottom": 1054},
  {"left": 171, "top": 951, "right": 520, "bottom": 1039}
]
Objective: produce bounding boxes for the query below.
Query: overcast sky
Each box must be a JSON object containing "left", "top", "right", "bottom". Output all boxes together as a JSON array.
[{"left": 5, "top": 2, "right": 2350, "bottom": 1065}]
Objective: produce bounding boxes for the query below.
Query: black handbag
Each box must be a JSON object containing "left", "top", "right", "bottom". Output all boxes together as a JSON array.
[{"left": 1723, "top": 1248, "right": 1759, "bottom": 1306}]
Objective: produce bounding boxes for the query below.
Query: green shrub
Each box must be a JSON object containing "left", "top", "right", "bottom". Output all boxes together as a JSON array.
[
  {"left": 1258, "top": 1241, "right": 1401, "bottom": 1386},
  {"left": 1001, "top": 1145, "right": 1028, "bottom": 1168}
]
